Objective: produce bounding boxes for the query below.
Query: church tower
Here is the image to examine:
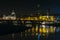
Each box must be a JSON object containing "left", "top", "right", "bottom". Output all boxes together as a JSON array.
[{"left": 10, "top": 10, "right": 16, "bottom": 20}]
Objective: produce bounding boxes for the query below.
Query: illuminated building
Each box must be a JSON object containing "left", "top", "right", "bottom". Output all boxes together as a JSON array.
[
  {"left": 39, "top": 16, "right": 55, "bottom": 21},
  {"left": 2, "top": 10, "right": 16, "bottom": 20},
  {"left": 19, "top": 15, "right": 55, "bottom": 22},
  {"left": 0, "top": 9, "right": 60, "bottom": 40}
]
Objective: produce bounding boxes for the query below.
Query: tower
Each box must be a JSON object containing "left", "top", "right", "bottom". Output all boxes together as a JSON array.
[
  {"left": 46, "top": 10, "right": 49, "bottom": 18},
  {"left": 10, "top": 10, "right": 16, "bottom": 20},
  {"left": 37, "top": 4, "right": 40, "bottom": 16},
  {"left": 11, "top": 10, "right": 16, "bottom": 16}
]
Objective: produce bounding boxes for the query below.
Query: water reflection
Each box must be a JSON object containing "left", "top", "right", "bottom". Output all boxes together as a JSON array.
[
  {"left": 4, "top": 21, "right": 59, "bottom": 40},
  {"left": 23, "top": 22, "right": 60, "bottom": 40}
]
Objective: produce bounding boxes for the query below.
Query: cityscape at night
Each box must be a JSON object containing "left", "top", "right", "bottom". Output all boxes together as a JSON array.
[{"left": 0, "top": 0, "right": 60, "bottom": 40}]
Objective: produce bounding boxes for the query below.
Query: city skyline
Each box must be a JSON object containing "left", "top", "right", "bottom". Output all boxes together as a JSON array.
[{"left": 0, "top": 0, "right": 60, "bottom": 15}]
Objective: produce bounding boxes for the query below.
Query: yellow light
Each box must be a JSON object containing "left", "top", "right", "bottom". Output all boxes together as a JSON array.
[
  {"left": 32, "top": 27, "right": 34, "bottom": 33},
  {"left": 39, "top": 16, "right": 42, "bottom": 19},
  {"left": 36, "top": 26, "right": 38, "bottom": 33},
  {"left": 40, "top": 27, "right": 43, "bottom": 33},
  {"left": 24, "top": 17, "right": 28, "bottom": 20},
  {"left": 20, "top": 16, "right": 55, "bottom": 22},
  {"left": 40, "top": 27, "right": 49, "bottom": 33},
  {"left": 34, "top": 17, "right": 38, "bottom": 20},
  {"left": 20, "top": 18, "right": 24, "bottom": 20},
  {"left": 36, "top": 33, "right": 38, "bottom": 36},
  {"left": 30, "top": 17, "right": 34, "bottom": 20},
  {"left": 39, "top": 27, "right": 50, "bottom": 36},
  {"left": 49, "top": 26, "right": 55, "bottom": 33},
  {"left": 46, "top": 28, "right": 49, "bottom": 33},
  {"left": 28, "top": 29, "right": 30, "bottom": 32},
  {"left": 27, "top": 16, "right": 31, "bottom": 20},
  {"left": 43, "top": 28, "right": 46, "bottom": 33}
]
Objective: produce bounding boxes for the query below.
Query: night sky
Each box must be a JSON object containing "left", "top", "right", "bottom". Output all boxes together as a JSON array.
[{"left": 0, "top": 0, "right": 60, "bottom": 15}]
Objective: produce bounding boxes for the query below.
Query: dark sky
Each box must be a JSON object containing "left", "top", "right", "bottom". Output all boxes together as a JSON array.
[{"left": 0, "top": 0, "right": 60, "bottom": 15}]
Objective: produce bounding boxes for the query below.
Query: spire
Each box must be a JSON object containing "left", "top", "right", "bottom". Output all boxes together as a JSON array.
[
  {"left": 47, "top": 10, "right": 49, "bottom": 15},
  {"left": 10, "top": 8, "right": 16, "bottom": 16},
  {"left": 10, "top": 9, "right": 16, "bottom": 19},
  {"left": 47, "top": 10, "right": 49, "bottom": 18},
  {"left": 11, "top": 10, "right": 15, "bottom": 15},
  {"left": 37, "top": 4, "right": 40, "bottom": 16}
]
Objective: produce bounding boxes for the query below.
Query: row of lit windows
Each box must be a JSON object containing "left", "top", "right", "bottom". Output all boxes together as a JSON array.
[
  {"left": 0, "top": 16, "right": 55, "bottom": 22},
  {"left": 20, "top": 16, "right": 55, "bottom": 21}
]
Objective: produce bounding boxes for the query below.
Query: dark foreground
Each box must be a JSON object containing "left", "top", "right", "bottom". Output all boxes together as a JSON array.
[{"left": 41, "top": 32, "right": 60, "bottom": 40}]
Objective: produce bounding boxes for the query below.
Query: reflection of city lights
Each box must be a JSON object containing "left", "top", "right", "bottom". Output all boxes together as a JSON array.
[
  {"left": 43, "top": 28, "right": 46, "bottom": 33},
  {"left": 46, "top": 29, "right": 49, "bottom": 33},
  {"left": 42, "top": 22, "right": 46, "bottom": 28},
  {"left": 25, "top": 24, "right": 32, "bottom": 27},
  {"left": 36, "top": 33, "right": 38, "bottom": 36},
  {"left": 55, "top": 27, "right": 60, "bottom": 32},
  {"left": 32, "top": 33, "right": 34, "bottom": 36},
  {"left": 22, "top": 21, "right": 24, "bottom": 25},
  {"left": 32, "top": 27, "right": 34, "bottom": 33},
  {"left": 36, "top": 26, "right": 38, "bottom": 32},
  {"left": 25, "top": 33, "right": 27, "bottom": 37},
  {"left": 42, "top": 34, "right": 45, "bottom": 36},
  {"left": 54, "top": 27, "right": 56, "bottom": 32},
  {"left": 40, "top": 28, "right": 43, "bottom": 33},
  {"left": 28, "top": 29, "right": 30, "bottom": 32},
  {"left": 49, "top": 26, "right": 55, "bottom": 33},
  {"left": 39, "top": 26, "right": 56, "bottom": 36},
  {"left": 42, "top": 21, "right": 45, "bottom": 24},
  {"left": 42, "top": 25, "right": 45, "bottom": 28}
]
